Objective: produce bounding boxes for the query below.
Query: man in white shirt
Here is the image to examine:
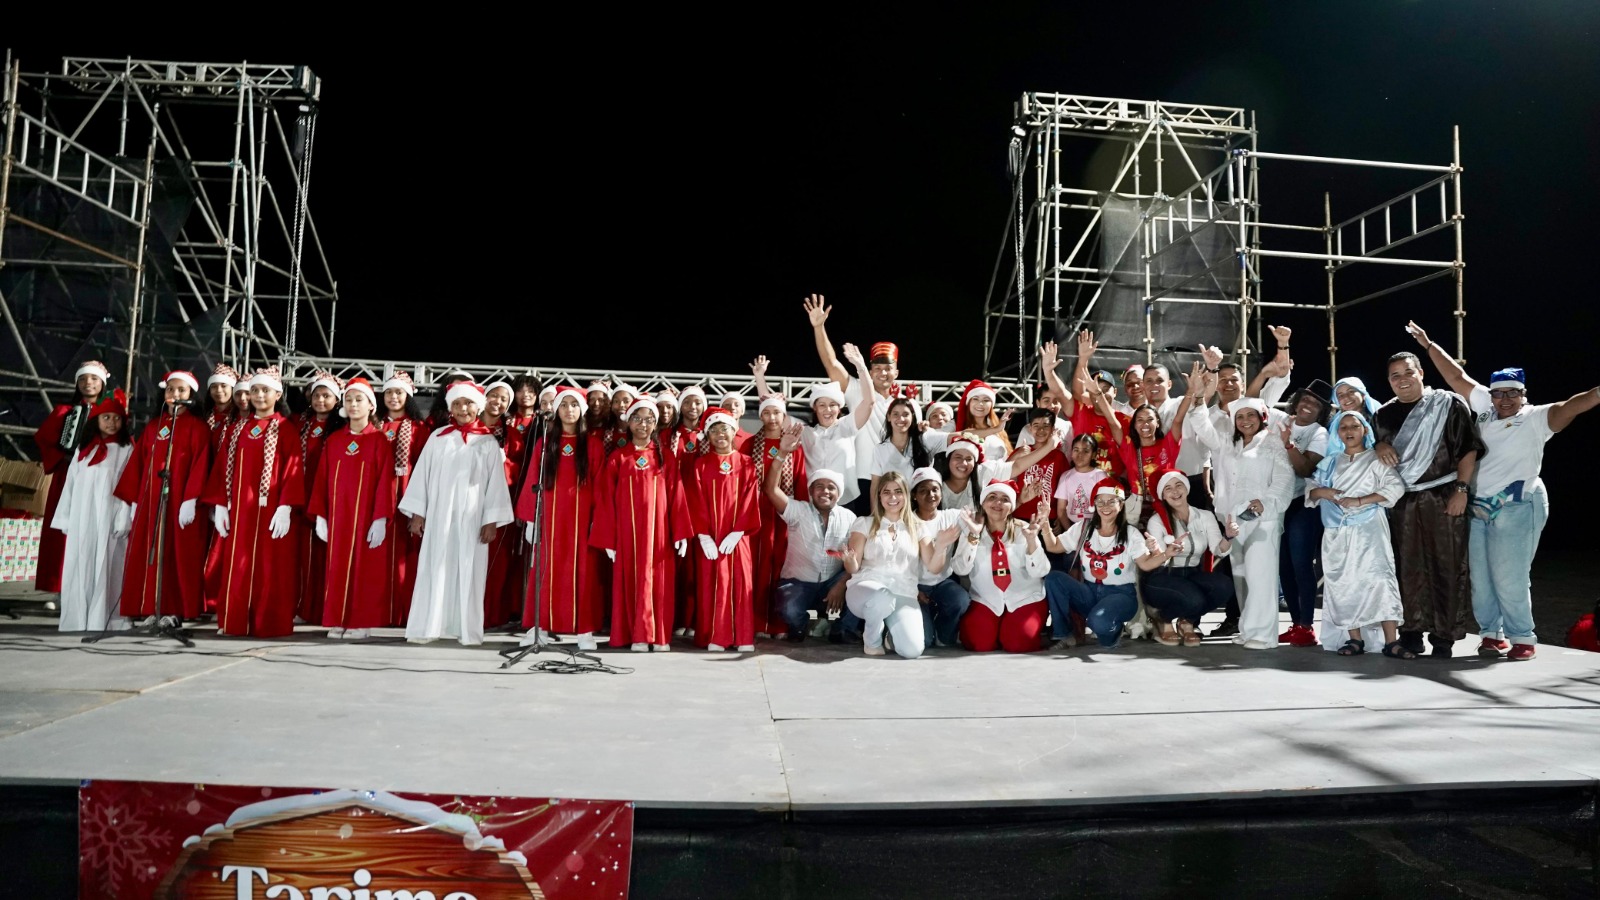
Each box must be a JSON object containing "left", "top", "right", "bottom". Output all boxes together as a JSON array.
[
  {"left": 805, "top": 294, "right": 900, "bottom": 515},
  {"left": 1411, "top": 322, "right": 1599, "bottom": 660},
  {"left": 751, "top": 344, "right": 876, "bottom": 506},
  {"left": 768, "top": 425, "right": 860, "bottom": 642}
]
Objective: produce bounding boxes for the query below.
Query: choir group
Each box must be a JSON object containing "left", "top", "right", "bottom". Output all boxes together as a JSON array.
[{"left": 34, "top": 297, "right": 1597, "bottom": 663}]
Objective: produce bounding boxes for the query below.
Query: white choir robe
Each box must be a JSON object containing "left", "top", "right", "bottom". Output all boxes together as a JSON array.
[
  {"left": 50, "top": 444, "right": 133, "bottom": 631},
  {"left": 397, "top": 429, "right": 514, "bottom": 645},
  {"left": 1309, "top": 449, "right": 1405, "bottom": 651}
]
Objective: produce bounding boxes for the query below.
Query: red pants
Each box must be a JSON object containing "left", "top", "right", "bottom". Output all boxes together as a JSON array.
[{"left": 959, "top": 599, "right": 1047, "bottom": 653}]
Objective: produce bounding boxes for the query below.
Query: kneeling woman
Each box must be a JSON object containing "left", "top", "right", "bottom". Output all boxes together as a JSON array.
[
  {"left": 840, "top": 471, "right": 958, "bottom": 659},
  {"left": 952, "top": 480, "right": 1051, "bottom": 653},
  {"left": 1048, "top": 478, "right": 1157, "bottom": 648},
  {"left": 1143, "top": 468, "right": 1239, "bottom": 646}
]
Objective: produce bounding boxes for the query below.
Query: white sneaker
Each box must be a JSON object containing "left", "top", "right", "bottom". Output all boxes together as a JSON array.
[
  {"left": 327, "top": 627, "right": 345, "bottom": 639},
  {"left": 735, "top": 644, "right": 754, "bottom": 652},
  {"left": 707, "top": 643, "right": 725, "bottom": 652},
  {"left": 575, "top": 634, "right": 597, "bottom": 651},
  {"left": 652, "top": 643, "right": 671, "bottom": 652},
  {"left": 293, "top": 616, "right": 308, "bottom": 625},
  {"left": 673, "top": 627, "right": 687, "bottom": 637},
  {"left": 863, "top": 645, "right": 886, "bottom": 656},
  {"left": 519, "top": 628, "right": 547, "bottom": 647},
  {"left": 630, "top": 642, "right": 649, "bottom": 652},
  {"left": 345, "top": 629, "right": 368, "bottom": 640},
  {"left": 756, "top": 631, "right": 772, "bottom": 639},
  {"left": 138, "top": 615, "right": 156, "bottom": 627}
]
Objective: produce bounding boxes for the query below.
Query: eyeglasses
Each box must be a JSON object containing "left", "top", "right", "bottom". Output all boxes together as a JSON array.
[{"left": 1489, "top": 389, "right": 1524, "bottom": 400}]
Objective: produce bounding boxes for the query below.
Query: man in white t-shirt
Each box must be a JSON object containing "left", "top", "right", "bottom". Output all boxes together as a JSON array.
[
  {"left": 766, "top": 440, "right": 860, "bottom": 643},
  {"left": 1413, "top": 321, "right": 1599, "bottom": 660},
  {"left": 751, "top": 344, "right": 876, "bottom": 506},
  {"left": 805, "top": 294, "right": 900, "bottom": 515}
]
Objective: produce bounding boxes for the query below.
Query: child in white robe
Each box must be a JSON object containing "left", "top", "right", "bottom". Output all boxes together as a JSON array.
[{"left": 51, "top": 390, "right": 133, "bottom": 631}]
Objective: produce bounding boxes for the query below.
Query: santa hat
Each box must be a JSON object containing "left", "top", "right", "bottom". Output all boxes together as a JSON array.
[
  {"left": 910, "top": 466, "right": 943, "bottom": 491},
  {"left": 678, "top": 385, "right": 707, "bottom": 405},
  {"left": 655, "top": 387, "right": 679, "bottom": 408},
  {"left": 552, "top": 386, "right": 588, "bottom": 415},
  {"left": 625, "top": 394, "right": 657, "bottom": 421},
  {"left": 90, "top": 388, "right": 128, "bottom": 419},
  {"left": 611, "top": 382, "right": 640, "bottom": 399},
  {"left": 945, "top": 434, "right": 984, "bottom": 461},
  {"left": 1093, "top": 477, "right": 1126, "bottom": 501},
  {"left": 207, "top": 364, "right": 240, "bottom": 388},
  {"left": 443, "top": 369, "right": 474, "bottom": 382},
  {"left": 1154, "top": 468, "right": 1188, "bottom": 502},
  {"left": 809, "top": 468, "right": 846, "bottom": 490},
  {"left": 954, "top": 379, "right": 997, "bottom": 431},
  {"left": 444, "top": 381, "right": 487, "bottom": 407},
  {"left": 382, "top": 370, "right": 417, "bottom": 397},
  {"left": 1228, "top": 397, "right": 1270, "bottom": 420},
  {"left": 758, "top": 395, "right": 787, "bottom": 416},
  {"left": 869, "top": 341, "right": 899, "bottom": 365},
  {"left": 703, "top": 407, "right": 738, "bottom": 433},
  {"left": 75, "top": 360, "right": 112, "bottom": 382},
  {"left": 926, "top": 400, "right": 953, "bottom": 419},
  {"left": 236, "top": 374, "right": 256, "bottom": 392},
  {"left": 808, "top": 383, "right": 847, "bottom": 408},
  {"left": 339, "top": 378, "right": 377, "bottom": 415},
  {"left": 586, "top": 379, "right": 612, "bottom": 394},
  {"left": 538, "top": 383, "right": 558, "bottom": 402},
  {"left": 251, "top": 366, "right": 284, "bottom": 394},
  {"left": 981, "top": 479, "right": 1018, "bottom": 507},
  {"left": 158, "top": 370, "right": 200, "bottom": 393},
  {"left": 1489, "top": 367, "right": 1526, "bottom": 391},
  {"left": 482, "top": 380, "right": 514, "bottom": 399},
  {"left": 306, "top": 370, "right": 343, "bottom": 398},
  {"left": 720, "top": 391, "right": 745, "bottom": 407}
]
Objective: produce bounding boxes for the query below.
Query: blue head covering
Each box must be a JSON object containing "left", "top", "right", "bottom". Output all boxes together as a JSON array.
[
  {"left": 1331, "top": 376, "right": 1381, "bottom": 418},
  {"left": 1311, "top": 410, "right": 1379, "bottom": 528},
  {"left": 1327, "top": 409, "right": 1376, "bottom": 451},
  {"left": 1489, "top": 367, "right": 1526, "bottom": 390}
]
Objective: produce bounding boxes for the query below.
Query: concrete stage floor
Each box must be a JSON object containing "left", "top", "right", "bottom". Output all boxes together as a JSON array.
[{"left": 1, "top": 590, "right": 1598, "bottom": 814}]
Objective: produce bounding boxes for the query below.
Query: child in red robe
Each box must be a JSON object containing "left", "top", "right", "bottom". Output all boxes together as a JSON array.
[
  {"left": 34, "top": 359, "right": 110, "bottom": 592},
  {"left": 307, "top": 378, "right": 396, "bottom": 639},
  {"left": 479, "top": 380, "right": 520, "bottom": 630},
  {"left": 687, "top": 408, "right": 761, "bottom": 651},
  {"left": 748, "top": 395, "right": 806, "bottom": 637},
  {"left": 378, "top": 371, "right": 430, "bottom": 627},
  {"left": 292, "top": 371, "right": 343, "bottom": 624},
  {"left": 203, "top": 367, "right": 307, "bottom": 637}
]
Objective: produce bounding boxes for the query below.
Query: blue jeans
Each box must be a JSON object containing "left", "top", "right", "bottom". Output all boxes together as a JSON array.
[
  {"left": 919, "top": 578, "right": 971, "bottom": 647},
  {"left": 1143, "top": 566, "right": 1235, "bottom": 625},
  {"left": 1279, "top": 502, "right": 1323, "bottom": 627},
  {"left": 774, "top": 571, "right": 847, "bottom": 641},
  {"left": 1469, "top": 490, "right": 1547, "bottom": 644},
  {"left": 1048, "top": 577, "right": 1139, "bottom": 647}
]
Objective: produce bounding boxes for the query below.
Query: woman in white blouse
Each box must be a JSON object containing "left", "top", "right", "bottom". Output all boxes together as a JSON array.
[
  {"left": 1143, "top": 469, "right": 1239, "bottom": 646},
  {"left": 951, "top": 480, "right": 1052, "bottom": 652},
  {"left": 867, "top": 398, "right": 945, "bottom": 509},
  {"left": 841, "top": 471, "right": 959, "bottom": 658},
  {"left": 1048, "top": 478, "right": 1155, "bottom": 649},
  {"left": 909, "top": 467, "right": 969, "bottom": 648}
]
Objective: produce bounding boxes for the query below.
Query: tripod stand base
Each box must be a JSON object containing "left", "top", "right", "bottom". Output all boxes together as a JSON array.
[{"left": 82, "top": 616, "right": 194, "bottom": 647}]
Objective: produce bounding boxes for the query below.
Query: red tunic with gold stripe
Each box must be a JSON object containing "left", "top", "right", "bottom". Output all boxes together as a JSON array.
[
  {"left": 686, "top": 451, "right": 761, "bottom": 648},
  {"left": 515, "top": 430, "right": 606, "bottom": 634},
  {"left": 306, "top": 423, "right": 396, "bottom": 629},
  {"left": 113, "top": 409, "right": 212, "bottom": 618},
  {"left": 590, "top": 440, "right": 693, "bottom": 647},
  {"left": 292, "top": 411, "right": 335, "bottom": 623},
  {"left": 201, "top": 414, "right": 306, "bottom": 637}
]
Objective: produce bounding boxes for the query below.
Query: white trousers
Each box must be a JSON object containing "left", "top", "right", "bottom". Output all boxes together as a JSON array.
[
  {"left": 845, "top": 583, "right": 926, "bottom": 659},
  {"left": 1231, "top": 523, "right": 1283, "bottom": 647}
]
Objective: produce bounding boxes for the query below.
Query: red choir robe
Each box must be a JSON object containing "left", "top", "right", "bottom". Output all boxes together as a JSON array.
[
  {"left": 515, "top": 430, "right": 606, "bottom": 634},
  {"left": 292, "top": 412, "right": 335, "bottom": 623},
  {"left": 686, "top": 451, "right": 761, "bottom": 648},
  {"left": 201, "top": 414, "right": 307, "bottom": 637},
  {"left": 306, "top": 423, "right": 396, "bottom": 629},
  {"left": 590, "top": 440, "right": 693, "bottom": 647},
  {"left": 379, "top": 414, "right": 430, "bottom": 626},
  {"left": 667, "top": 422, "right": 706, "bottom": 630},
  {"left": 480, "top": 415, "right": 524, "bottom": 629},
  {"left": 204, "top": 406, "right": 237, "bottom": 451},
  {"left": 200, "top": 405, "right": 238, "bottom": 612},
  {"left": 34, "top": 400, "right": 95, "bottom": 592},
  {"left": 113, "top": 410, "right": 212, "bottom": 618},
  {"left": 746, "top": 433, "right": 806, "bottom": 636}
]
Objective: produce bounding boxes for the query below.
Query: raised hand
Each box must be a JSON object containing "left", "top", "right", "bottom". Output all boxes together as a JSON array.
[
  {"left": 1280, "top": 420, "right": 1295, "bottom": 449},
  {"left": 1076, "top": 329, "right": 1098, "bottom": 360},
  {"left": 1198, "top": 344, "right": 1224, "bottom": 370},
  {"left": 842, "top": 342, "right": 865, "bottom": 369},
  {"left": 960, "top": 508, "right": 985, "bottom": 536},
  {"left": 1269, "top": 324, "right": 1292, "bottom": 347},
  {"left": 1188, "top": 361, "right": 1207, "bottom": 396},
  {"left": 1224, "top": 515, "right": 1240, "bottom": 538},
  {"left": 803, "top": 293, "right": 831, "bottom": 327},
  {"left": 779, "top": 420, "right": 804, "bottom": 452},
  {"left": 749, "top": 355, "right": 770, "bottom": 377},
  {"left": 936, "top": 525, "right": 960, "bottom": 548},
  {"left": 1020, "top": 479, "right": 1043, "bottom": 504},
  {"left": 1142, "top": 531, "right": 1160, "bottom": 556},
  {"left": 999, "top": 409, "right": 1014, "bottom": 427},
  {"left": 1405, "top": 320, "right": 1430, "bottom": 348},
  {"left": 1040, "top": 340, "right": 1059, "bottom": 371}
]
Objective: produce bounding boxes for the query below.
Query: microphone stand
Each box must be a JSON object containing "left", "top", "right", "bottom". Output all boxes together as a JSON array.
[
  {"left": 500, "top": 415, "right": 596, "bottom": 668},
  {"left": 85, "top": 400, "right": 192, "bottom": 647}
]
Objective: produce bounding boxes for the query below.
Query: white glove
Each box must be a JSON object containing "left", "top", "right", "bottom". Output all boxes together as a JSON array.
[
  {"left": 524, "top": 522, "right": 535, "bottom": 545},
  {"left": 674, "top": 538, "right": 688, "bottom": 557},
  {"left": 177, "top": 499, "right": 197, "bottom": 528},
  {"left": 315, "top": 516, "right": 330, "bottom": 542},
  {"left": 211, "top": 505, "right": 230, "bottom": 539},
  {"left": 605, "top": 548, "right": 616, "bottom": 562},
  {"left": 268, "top": 505, "right": 292, "bottom": 540},
  {"left": 111, "top": 501, "right": 132, "bottom": 538},
  {"left": 366, "top": 518, "right": 387, "bottom": 549},
  {"left": 697, "top": 534, "right": 719, "bottom": 560},
  {"left": 718, "top": 530, "right": 744, "bottom": 555}
]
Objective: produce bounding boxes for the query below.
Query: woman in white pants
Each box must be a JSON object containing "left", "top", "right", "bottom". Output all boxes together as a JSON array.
[
  {"left": 841, "top": 471, "right": 958, "bottom": 658},
  {"left": 1194, "top": 396, "right": 1294, "bottom": 649}
]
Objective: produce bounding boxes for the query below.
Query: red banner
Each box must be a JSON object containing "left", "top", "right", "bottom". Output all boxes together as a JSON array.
[{"left": 79, "top": 781, "right": 632, "bottom": 899}]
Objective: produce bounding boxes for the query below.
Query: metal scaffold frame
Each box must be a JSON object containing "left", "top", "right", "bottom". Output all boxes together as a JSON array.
[
  {"left": 984, "top": 91, "right": 1464, "bottom": 383},
  {"left": 0, "top": 52, "right": 335, "bottom": 445}
]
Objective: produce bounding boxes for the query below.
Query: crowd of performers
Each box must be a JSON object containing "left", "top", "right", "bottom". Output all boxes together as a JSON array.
[{"left": 33, "top": 298, "right": 1598, "bottom": 663}]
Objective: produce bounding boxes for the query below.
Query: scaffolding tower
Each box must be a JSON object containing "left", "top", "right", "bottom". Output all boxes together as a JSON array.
[
  {"left": 0, "top": 53, "right": 335, "bottom": 454},
  {"left": 984, "top": 92, "right": 1464, "bottom": 384}
]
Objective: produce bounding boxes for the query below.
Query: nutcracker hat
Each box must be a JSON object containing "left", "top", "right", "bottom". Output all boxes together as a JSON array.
[
  {"left": 1092, "top": 477, "right": 1127, "bottom": 501},
  {"left": 808, "top": 382, "right": 847, "bottom": 408},
  {"left": 1489, "top": 367, "right": 1526, "bottom": 391},
  {"left": 624, "top": 394, "right": 657, "bottom": 421},
  {"left": 869, "top": 341, "right": 899, "bottom": 366},
  {"left": 339, "top": 377, "right": 377, "bottom": 415},
  {"left": 75, "top": 360, "right": 112, "bottom": 381},
  {"left": 158, "top": 370, "right": 200, "bottom": 393},
  {"left": 381, "top": 370, "right": 417, "bottom": 397},
  {"left": 444, "top": 380, "right": 486, "bottom": 408},
  {"left": 251, "top": 366, "right": 284, "bottom": 394},
  {"left": 910, "top": 466, "right": 943, "bottom": 491},
  {"left": 981, "top": 478, "right": 1018, "bottom": 507},
  {"left": 90, "top": 387, "right": 128, "bottom": 418},
  {"left": 552, "top": 386, "right": 589, "bottom": 415},
  {"left": 703, "top": 408, "right": 738, "bottom": 433},
  {"left": 758, "top": 395, "right": 787, "bottom": 416},
  {"left": 808, "top": 468, "right": 846, "bottom": 490},
  {"left": 207, "top": 364, "right": 240, "bottom": 388}
]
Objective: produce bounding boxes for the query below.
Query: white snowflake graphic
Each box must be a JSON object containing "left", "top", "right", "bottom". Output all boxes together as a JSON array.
[{"left": 80, "top": 801, "right": 173, "bottom": 896}]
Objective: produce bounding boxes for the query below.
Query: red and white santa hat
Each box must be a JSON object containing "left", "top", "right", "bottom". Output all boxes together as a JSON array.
[
  {"left": 75, "top": 360, "right": 112, "bottom": 381},
  {"left": 655, "top": 386, "right": 679, "bottom": 408},
  {"left": 538, "top": 383, "right": 558, "bottom": 402},
  {"left": 945, "top": 434, "right": 984, "bottom": 461},
  {"left": 207, "top": 364, "right": 240, "bottom": 387},
  {"left": 252, "top": 366, "right": 284, "bottom": 393},
  {"left": 159, "top": 370, "right": 200, "bottom": 393},
  {"left": 721, "top": 391, "right": 745, "bottom": 407},
  {"left": 382, "top": 370, "right": 416, "bottom": 396},
  {"left": 910, "top": 466, "right": 943, "bottom": 491},
  {"left": 926, "top": 400, "right": 953, "bottom": 419},
  {"left": 624, "top": 394, "right": 657, "bottom": 421},
  {"left": 483, "top": 380, "right": 514, "bottom": 400},
  {"left": 758, "top": 395, "right": 787, "bottom": 416},
  {"left": 1228, "top": 397, "right": 1270, "bottom": 420},
  {"left": 808, "top": 383, "right": 847, "bottom": 408},
  {"left": 981, "top": 478, "right": 1018, "bottom": 507},
  {"left": 340, "top": 377, "right": 378, "bottom": 415},
  {"left": 1093, "top": 477, "right": 1127, "bottom": 501},
  {"left": 552, "top": 386, "right": 588, "bottom": 415},
  {"left": 444, "top": 380, "right": 487, "bottom": 407},
  {"left": 678, "top": 385, "right": 707, "bottom": 405},
  {"left": 306, "top": 370, "right": 344, "bottom": 398},
  {"left": 1154, "top": 467, "right": 1188, "bottom": 501},
  {"left": 236, "top": 373, "right": 255, "bottom": 392},
  {"left": 612, "top": 382, "right": 640, "bottom": 399},
  {"left": 703, "top": 407, "right": 738, "bottom": 432},
  {"left": 586, "top": 379, "right": 612, "bottom": 394}
]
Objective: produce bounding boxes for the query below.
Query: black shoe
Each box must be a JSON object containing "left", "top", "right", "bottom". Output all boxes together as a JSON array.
[
  {"left": 784, "top": 633, "right": 806, "bottom": 644},
  {"left": 1429, "top": 635, "right": 1454, "bottom": 659},
  {"left": 1210, "top": 617, "right": 1240, "bottom": 638},
  {"left": 1400, "top": 631, "right": 1427, "bottom": 656}
]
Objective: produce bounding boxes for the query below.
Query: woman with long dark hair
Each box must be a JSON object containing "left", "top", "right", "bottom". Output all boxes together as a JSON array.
[
  {"left": 34, "top": 359, "right": 110, "bottom": 593},
  {"left": 867, "top": 397, "right": 945, "bottom": 509},
  {"left": 1142, "top": 468, "right": 1239, "bottom": 647},
  {"left": 1113, "top": 362, "right": 1207, "bottom": 526},
  {"left": 1047, "top": 478, "right": 1156, "bottom": 648},
  {"left": 378, "top": 371, "right": 430, "bottom": 627},
  {"left": 293, "top": 371, "right": 343, "bottom": 626}
]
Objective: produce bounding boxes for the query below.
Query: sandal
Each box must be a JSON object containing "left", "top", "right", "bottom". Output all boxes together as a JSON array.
[
  {"left": 1176, "top": 619, "right": 1201, "bottom": 647},
  {"left": 1337, "top": 639, "right": 1365, "bottom": 656},
  {"left": 1155, "top": 624, "right": 1180, "bottom": 646},
  {"left": 1382, "top": 640, "right": 1418, "bottom": 660}
]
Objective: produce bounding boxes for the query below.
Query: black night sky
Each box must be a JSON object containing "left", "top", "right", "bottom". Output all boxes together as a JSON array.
[{"left": 12, "top": 2, "right": 1600, "bottom": 549}]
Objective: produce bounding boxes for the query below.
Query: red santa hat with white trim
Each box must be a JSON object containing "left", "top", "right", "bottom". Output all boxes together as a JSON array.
[
  {"left": 678, "top": 385, "right": 707, "bottom": 405},
  {"left": 483, "top": 380, "right": 514, "bottom": 400},
  {"left": 444, "top": 380, "right": 487, "bottom": 407},
  {"left": 207, "top": 364, "right": 240, "bottom": 388},
  {"left": 75, "top": 360, "right": 112, "bottom": 382},
  {"left": 981, "top": 478, "right": 1018, "bottom": 507},
  {"left": 381, "top": 370, "right": 416, "bottom": 396},
  {"left": 552, "top": 386, "right": 588, "bottom": 415},
  {"left": 703, "top": 407, "right": 738, "bottom": 432},
  {"left": 945, "top": 434, "right": 985, "bottom": 461},
  {"left": 339, "top": 377, "right": 378, "bottom": 416},
  {"left": 624, "top": 393, "right": 657, "bottom": 420},
  {"left": 159, "top": 370, "right": 200, "bottom": 393}
]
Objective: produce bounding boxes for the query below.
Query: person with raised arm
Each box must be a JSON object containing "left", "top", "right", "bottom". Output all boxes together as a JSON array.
[
  {"left": 839, "top": 471, "right": 959, "bottom": 659},
  {"left": 804, "top": 293, "right": 902, "bottom": 513},
  {"left": 951, "top": 483, "right": 1054, "bottom": 653},
  {"left": 685, "top": 407, "right": 762, "bottom": 652},
  {"left": 1370, "top": 335, "right": 1486, "bottom": 659},
  {"left": 306, "top": 378, "right": 395, "bottom": 640},
  {"left": 1057, "top": 332, "right": 1129, "bottom": 478},
  {"left": 768, "top": 422, "right": 858, "bottom": 644},
  {"left": 936, "top": 431, "right": 1060, "bottom": 514},
  {"left": 1408, "top": 320, "right": 1597, "bottom": 661},
  {"left": 751, "top": 342, "right": 877, "bottom": 508},
  {"left": 1115, "top": 362, "right": 1208, "bottom": 527}
]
